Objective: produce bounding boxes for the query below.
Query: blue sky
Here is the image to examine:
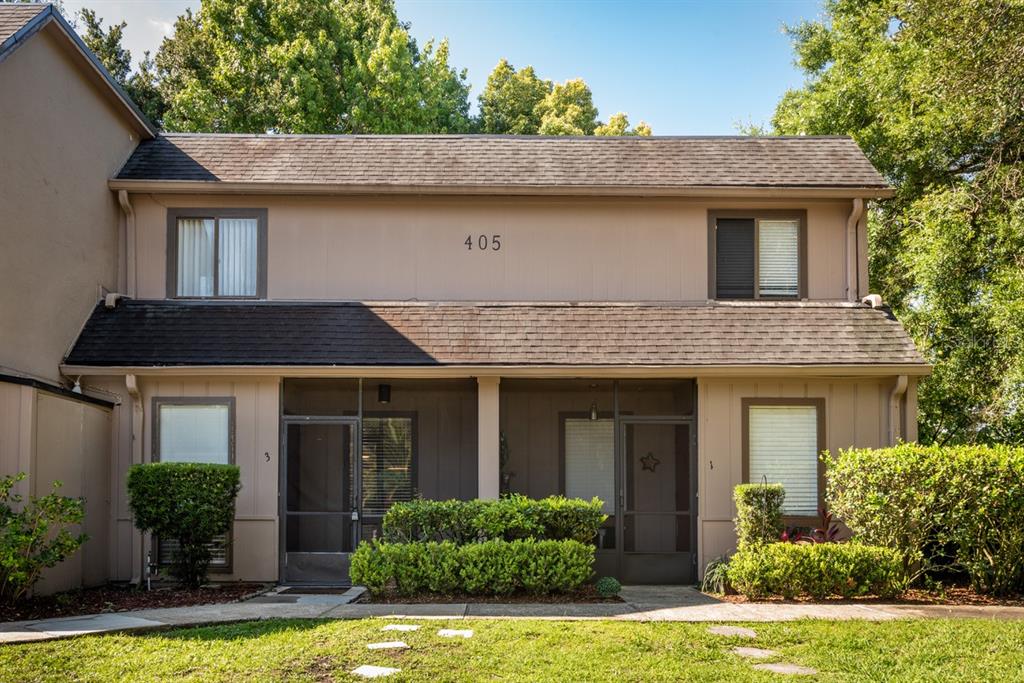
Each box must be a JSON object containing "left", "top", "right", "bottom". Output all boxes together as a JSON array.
[{"left": 62, "top": 0, "right": 823, "bottom": 134}]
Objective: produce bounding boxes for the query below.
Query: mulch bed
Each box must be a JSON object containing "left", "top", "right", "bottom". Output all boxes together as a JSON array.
[
  {"left": 712, "top": 586, "right": 1024, "bottom": 607},
  {"left": 364, "top": 584, "right": 623, "bottom": 604},
  {"left": 0, "top": 583, "right": 268, "bottom": 623}
]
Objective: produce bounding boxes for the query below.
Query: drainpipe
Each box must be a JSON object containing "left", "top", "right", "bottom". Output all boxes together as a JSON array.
[
  {"left": 888, "top": 375, "right": 908, "bottom": 445},
  {"left": 846, "top": 198, "right": 864, "bottom": 302},
  {"left": 126, "top": 374, "right": 146, "bottom": 584},
  {"left": 117, "top": 190, "right": 137, "bottom": 298}
]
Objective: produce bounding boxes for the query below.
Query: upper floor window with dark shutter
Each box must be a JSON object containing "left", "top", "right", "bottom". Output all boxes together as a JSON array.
[
  {"left": 167, "top": 209, "right": 268, "bottom": 298},
  {"left": 709, "top": 211, "right": 806, "bottom": 300}
]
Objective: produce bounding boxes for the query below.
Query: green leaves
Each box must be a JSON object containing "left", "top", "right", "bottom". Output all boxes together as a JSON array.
[
  {"left": 126, "top": 462, "right": 241, "bottom": 588},
  {"left": 733, "top": 483, "right": 786, "bottom": 549},
  {"left": 0, "top": 473, "right": 87, "bottom": 604}
]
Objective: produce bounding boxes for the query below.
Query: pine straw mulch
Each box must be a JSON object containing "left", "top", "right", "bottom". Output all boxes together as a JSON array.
[
  {"left": 0, "top": 583, "right": 269, "bottom": 623},
  {"left": 712, "top": 585, "right": 1024, "bottom": 607}
]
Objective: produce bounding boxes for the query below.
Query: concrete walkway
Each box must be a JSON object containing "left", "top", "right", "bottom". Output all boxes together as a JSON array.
[{"left": 3, "top": 585, "right": 1023, "bottom": 644}]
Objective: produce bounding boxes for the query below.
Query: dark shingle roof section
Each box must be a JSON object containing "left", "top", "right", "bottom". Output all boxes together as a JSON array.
[
  {"left": 65, "top": 300, "right": 925, "bottom": 368},
  {"left": 0, "top": 3, "right": 47, "bottom": 49},
  {"left": 115, "top": 134, "right": 889, "bottom": 190}
]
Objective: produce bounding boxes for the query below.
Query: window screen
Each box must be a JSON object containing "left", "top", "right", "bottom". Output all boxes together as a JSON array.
[
  {"left": 564, "top": 419, "right": 615, "bottom": 514},
  {"left": 748, "top": 405, "right": 820, "bottom": 516},
  {"left": 177, "top": 216, "right": 258, "bottom": 297},
  {"left": 715, "top": 218, "right": 755, "bottom": 299},
  {"left": 758, "top": 220, "right": 800, "bottom": 297},
  {"left": 158, "top": 403, "right": 230, "bottom": 464},
  {"left": 361, "top": 416, "right": 414, "bottom": 518}
]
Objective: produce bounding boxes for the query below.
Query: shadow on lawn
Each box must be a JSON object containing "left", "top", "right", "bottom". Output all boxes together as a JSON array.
[{"left": 139, "top": 617, "right": 333, "bottom": 642}]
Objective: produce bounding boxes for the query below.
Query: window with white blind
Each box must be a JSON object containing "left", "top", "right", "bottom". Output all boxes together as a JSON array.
[
  {"left": 564, "top": 418, "right": 615, "bottom": 514},
  {"left": 711, "top": 212, "right": 804, "bottom": 300},
  {"left": 746, "top": 403, "right": 822, "bottom": 517},
  {"left": 170, "top": 210, "right": 265, "bottom": 298},
  {"left": 154, "top": 398, "right": 234, "bottom": 567},
  {"left": 361, "top": 416, "right": 415, "bottom": 518}
]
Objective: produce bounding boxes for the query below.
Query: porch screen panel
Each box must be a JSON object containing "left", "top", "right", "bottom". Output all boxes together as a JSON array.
[
  {"left": 748, "top": 405, "right": 819, "bottom": 516},
  {"left": 362, "top": 417, "right": 414, "bottom": 518},
  {"left": 217, "top": 217, "right": 258, "bottom": 296},
  {"left": 176, "top": 218, "right": 215, "bottom": 296},
  {"left": 758, "top": 219, "right": 799, "bottom": 297},
  {"left": 715, "top": 218, "right": 755, "bottom": 298},
  {"left": 564, "top": 419, "right": 615, "bottom": 514}
]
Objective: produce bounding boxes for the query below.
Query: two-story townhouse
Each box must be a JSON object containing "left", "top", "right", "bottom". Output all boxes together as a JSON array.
[
  {"left": 1, "top": 4, "right": 928, "bottom": 590},
  {"left": 0, "top": 4, "right": 156, "bottom": 594}
]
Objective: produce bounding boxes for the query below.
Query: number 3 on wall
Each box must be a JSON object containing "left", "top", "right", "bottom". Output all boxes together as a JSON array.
[{"left": 465, "top": 234, "right": 501, "bottom": 251}]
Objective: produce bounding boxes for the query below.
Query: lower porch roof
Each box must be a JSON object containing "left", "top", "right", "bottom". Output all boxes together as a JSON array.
[{"left": 63, "top": 300, "right": 927, "bottom": 371}]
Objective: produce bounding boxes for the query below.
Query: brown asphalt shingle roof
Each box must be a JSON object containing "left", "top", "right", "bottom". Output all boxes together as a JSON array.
[
  {"left": 115, "top": 134, "right": 890, "bottom": 191},
  {"left": 65, "top": 300, "right": 925, "bottom": 368},
  {"left": 0, "top": 3, "right": 46, "bottom": 48}
]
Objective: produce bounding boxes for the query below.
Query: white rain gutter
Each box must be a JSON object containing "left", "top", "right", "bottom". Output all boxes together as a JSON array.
[
  {"left": 117, "top": 191, "right": 137, "bottom": 297},
  {"left": 888, "top": 374, "right": 908, "bottom": 445},
  {"left": 846, "top": 198, "right": 864, "bottom": 301},
  {"left": 126, "top": 374, "right": 146, "bottom": 584}
]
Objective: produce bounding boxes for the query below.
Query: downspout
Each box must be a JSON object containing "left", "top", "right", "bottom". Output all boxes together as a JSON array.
[
  {"left": 846, "top": 198, "right": 864, "bottom": 302},
  {"left": 117, "top": 190, "right": 137, "bottom": 298},
  {"left": 888, "top": 375, "right": 908, "bottom": 445},
  {"left": 126, "top": 374, "right": 146, "bottom": 584}
]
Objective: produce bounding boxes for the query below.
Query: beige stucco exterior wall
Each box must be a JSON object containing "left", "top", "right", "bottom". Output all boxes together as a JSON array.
[
  {"left": 130, "top": 193, "right": 855, "bottom": 302},
  {"left": 696, "top": 376, "right": 906, "bottom": 572},
  {"left": 0, "top": 26, "right": 139, "bottom": 383}
]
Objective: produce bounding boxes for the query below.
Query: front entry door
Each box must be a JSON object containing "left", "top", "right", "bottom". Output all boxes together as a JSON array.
[
  {"left": 282, "top": 418, "right": 360, "bottom": 584},
  {"left": 617, "top": 419, "right": 697, "bottom": 584}
]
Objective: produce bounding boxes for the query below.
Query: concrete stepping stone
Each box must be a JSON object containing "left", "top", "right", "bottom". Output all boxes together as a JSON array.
[
  {"left": 708, "top": 625, "right": 757, "bottom": 639},
  {"left": 352, "top": 664, "right": 401, "bottom": 678},
  {"left": 382, "top": 624, "right": 420, "bottom": 632},
  {"left": 366, "top": 641, "right": 409, "bottom": 650},
  {"left": 732, "top": 647, "right": 778, "bottom": 659},
  {"left": 437, "top": 628, "right": 474, "bottom": 638},
  {"left": 752, "top": 663, "right": 818, "bottom": 676}
]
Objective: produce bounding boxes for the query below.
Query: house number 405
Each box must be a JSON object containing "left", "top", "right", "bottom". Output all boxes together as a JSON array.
[{"left": 465, "top": 234, "right": 501, "bottom": 251}]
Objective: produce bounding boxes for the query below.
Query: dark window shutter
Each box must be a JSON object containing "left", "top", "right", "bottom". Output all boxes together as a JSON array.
[{"left": 715, "top": 218, "right": 755, "bottom": 299}]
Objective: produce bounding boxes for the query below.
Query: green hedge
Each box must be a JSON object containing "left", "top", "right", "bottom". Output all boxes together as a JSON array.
[
  {"left": 126, "top": 462, "right": 241, "bottom": 588},
  {"left": 825, "top": 444, "right": 1024, "bottom": 594},
  {"left": 350, "top": 539, "right": 594, "bottom": 596},
  {"left": 380, "top": 495, "right": 606, "bottom": 545},
  {"left": 727, "top": 543, "right": 906, "bottom": 600},
  {"left": 733, "top": 483, "right": 785, "bottom": 549}
]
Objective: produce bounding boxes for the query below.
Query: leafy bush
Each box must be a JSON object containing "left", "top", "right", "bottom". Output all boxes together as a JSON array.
[
  {"left": 381, "top": 495, "right": 606, "bottom": 545},
  {"left": 733, "top": 483, "right": 785, "bottom": 548},
  {"left": 126, "top": 463, "right": 241, "bottom": 588},
  {"left": 350, "top": 538, "right": 594, "bottom": 596},
  {"left": 727, "top": 542, "right": 906, "bottom": 600},
  {"left": 0, "top": 473, "right": 87, "bottom": 604},
  {"left": 700, "top": 556, "right": 731, "bottom": 595},
  {"left": 826, "top": 444, "right": 1024, "bottom": 594},
  {"left": 595, "top": 576, "right": 621, "bottom": 598}
]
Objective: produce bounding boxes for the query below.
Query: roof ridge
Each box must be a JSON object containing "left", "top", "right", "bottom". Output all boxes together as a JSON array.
[{"left": 153, "top": 132, "right": 856, "bottom": 142}]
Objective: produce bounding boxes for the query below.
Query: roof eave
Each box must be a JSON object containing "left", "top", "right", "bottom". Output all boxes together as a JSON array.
[
  {"left": 61, "top": 363, "right": 931, "bottom": 378},
  {"left": 107, "top": 178, "right": 895, "bottom": 199}
]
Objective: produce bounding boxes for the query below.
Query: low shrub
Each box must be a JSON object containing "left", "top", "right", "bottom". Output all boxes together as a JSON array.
[
  {"left": 826, "top": 444, "right": 1024, "bottom": 594},
  {"left": 700, "top": 556, "right": 730, "bottom": 595},
  {"left": 733, "top": 483, "right": 785, "bottom": 549},
  {"left": 0, "top": 473, "right": 88, "bottom": 604},
  {"left": 126, "top": 462, "right": 241, "bottom": 588},
  {"left": 727, "top": 542, "right": 906, "bottom": 600},
  {"left": 350, "top": 538, "right": 594, "bottom": 596},
  {"left": 381, "top": 495, "right": 606, "bottom": 545},
  {"left": 595, "top": 576, "right": 621, "bottom": 598}
]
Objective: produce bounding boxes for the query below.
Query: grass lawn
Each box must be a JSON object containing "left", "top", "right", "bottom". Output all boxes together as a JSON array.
[{"left": 1, "top": 618, "right": 1022, "bottom": 682}]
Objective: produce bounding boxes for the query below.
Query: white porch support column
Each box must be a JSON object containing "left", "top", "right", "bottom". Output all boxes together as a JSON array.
[{"left": 476, "top": 376, "right": 501, "bottom": 500}]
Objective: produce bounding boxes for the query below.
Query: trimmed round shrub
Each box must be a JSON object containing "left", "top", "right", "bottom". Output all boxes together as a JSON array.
[
  {"left": 733, "top": 483, "right": 785, "bottom": 549},
  {"left": 594, "top": 576, "right": 621, "bottom": 598},
  {"left": 727, "top": 542, "right": 906, "bottom": 600},
  {"left": 126, "top": 462, "right": 241, "bottom": 588}
]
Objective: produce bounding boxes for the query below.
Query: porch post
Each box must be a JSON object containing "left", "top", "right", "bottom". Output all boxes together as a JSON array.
[{"left": 476, "top": 376, "right": 501, "bottom": 500}]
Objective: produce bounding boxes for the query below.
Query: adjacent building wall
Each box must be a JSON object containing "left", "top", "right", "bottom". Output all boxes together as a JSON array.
[
  {"left": 696, "top": 376, "right": 904, "bottom": 570},
  {"left": 0, "top": 25, "right": 140, "bottom": 382},
  {"left": 129, "top": 194, "right": 854, "bottom": 303}
]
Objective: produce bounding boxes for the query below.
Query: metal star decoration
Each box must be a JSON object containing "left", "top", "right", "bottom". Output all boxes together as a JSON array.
[{"left": 640, "top": 451, "right": 661, "bottom": 472}]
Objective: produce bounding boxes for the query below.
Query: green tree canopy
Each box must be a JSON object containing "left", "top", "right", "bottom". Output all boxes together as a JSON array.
[
  {"left": 770, "top": 0, "right": 1024, "bottom": 444},
  {"left": 595, "top": 112, "right": 652, "bottom": 137},
  {"left": 536, "top": 78, "right": 598, "bottom": 135}
]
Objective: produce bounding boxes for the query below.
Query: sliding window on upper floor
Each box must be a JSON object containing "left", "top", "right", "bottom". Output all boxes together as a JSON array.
[
  {"left": 167, "top": 208, "right": 267, "bottom": 298},
  {"left": 708, "top": 210, "right": 806, "bottom": 300}
]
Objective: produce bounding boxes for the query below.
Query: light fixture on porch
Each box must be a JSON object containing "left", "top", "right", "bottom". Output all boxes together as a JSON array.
[
  {"left": 590, "top": 401, "right": 599, "bottom": 421},
  {"left": 378, "top": 383, "right": 391, "bottom": 404}
]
